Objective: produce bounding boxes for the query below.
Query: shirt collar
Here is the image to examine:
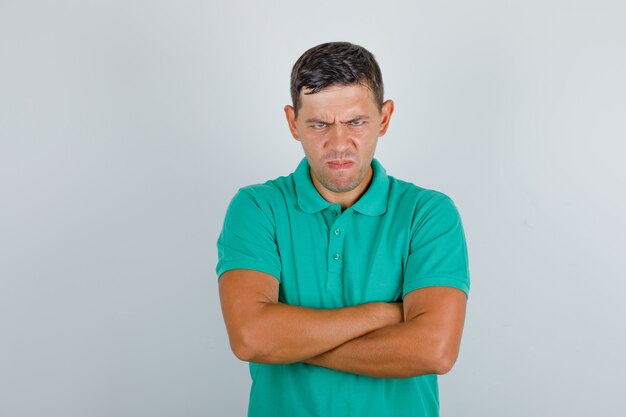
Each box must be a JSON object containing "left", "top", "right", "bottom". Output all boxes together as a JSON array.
[
  {"left": 294, "top": 157, "right": 390, "bottom": 216},
  {"left": 351, "top": 158, "right": 389, "bottom": 216}
]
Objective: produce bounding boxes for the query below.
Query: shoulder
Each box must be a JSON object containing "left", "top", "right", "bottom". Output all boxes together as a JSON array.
[
  {"left": 387, "top": 175, "right": 454, "bottom": 213},
  {"left": 226, "top": 173, "right": 296, "bottom": 216},
  {"left": 385, "top": 176, "right": 463, "bottom": 235}
]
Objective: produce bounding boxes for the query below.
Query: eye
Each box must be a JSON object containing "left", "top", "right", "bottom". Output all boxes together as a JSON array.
[
  {"left": 350, "top": 119, "right": 365, "bottom": 126},
  {"left": 312, "top": 123, "right": 327, "bottom": 129}
]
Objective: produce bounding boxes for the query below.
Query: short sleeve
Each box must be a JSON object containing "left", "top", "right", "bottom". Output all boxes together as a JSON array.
[
  {"left": 403, "top": 195, "right": 470, "bottom": 299},
  {"left": 216, "top": 188, "right": 281, "bottom": 282}
]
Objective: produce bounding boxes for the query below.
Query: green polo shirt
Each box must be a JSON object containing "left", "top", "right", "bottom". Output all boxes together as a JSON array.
[{"left": 216, "top": 158, "right": 470, "bottom": 417}]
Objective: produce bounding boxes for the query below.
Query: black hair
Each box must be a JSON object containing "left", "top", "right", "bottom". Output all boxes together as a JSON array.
[{"left": 289, "top": 42, "right": 384, "bottom": 116}]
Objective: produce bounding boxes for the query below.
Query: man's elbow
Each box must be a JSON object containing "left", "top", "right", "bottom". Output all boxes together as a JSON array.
[
  {"left": 430, "top": 354, "right": 457, "bottom": 375},
  {"left": 429, "top": 344, "right": 459, "bottom": 375},
  {"left": 229, "top": 321, "right": 289, "bottom": 363},
  {"left": 231, "top": 339, "right": 256, "bottom": 362},
  {"left": 405, "top": 337, "right": 460, "bottom": 376},
  {"left": 229, "top": 324, "right": 270, "bottom": 362}
]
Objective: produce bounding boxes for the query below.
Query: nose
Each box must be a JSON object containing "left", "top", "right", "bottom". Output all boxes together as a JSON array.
[{"left": 326, "top": 124, "right": 352, "bottom": 152}]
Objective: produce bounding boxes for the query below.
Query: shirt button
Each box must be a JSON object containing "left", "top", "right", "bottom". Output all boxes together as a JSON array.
[
  {"left": 333, "top": 228, "right": 341, "bottom": 236},
  {"left": 333, "top": 252, "right": 341, "bottom": 261},
  {"left": 331, "top": 210, "right": 338, "bottom": 217}
]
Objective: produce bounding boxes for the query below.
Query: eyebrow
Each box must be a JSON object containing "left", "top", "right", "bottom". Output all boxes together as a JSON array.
[{"left": 305, "top": 115, "right": 371, "bottom": 124}]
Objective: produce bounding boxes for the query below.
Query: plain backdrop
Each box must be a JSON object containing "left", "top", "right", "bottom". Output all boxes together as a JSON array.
[{"left": 1, "top": 1, "right": 625, "bottom": 416}]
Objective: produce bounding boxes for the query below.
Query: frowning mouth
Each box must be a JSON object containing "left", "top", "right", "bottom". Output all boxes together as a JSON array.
[{"left": 327, "top": 160, "right": 355, "bottom": 170}]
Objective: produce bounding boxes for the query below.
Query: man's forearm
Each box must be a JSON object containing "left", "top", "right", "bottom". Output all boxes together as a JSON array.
[
  {"left": 234, "top": 301, "right": 403, "bottom": 365},
  {"left": 302, "top": 315, "right": 455, "bottom": 378}
]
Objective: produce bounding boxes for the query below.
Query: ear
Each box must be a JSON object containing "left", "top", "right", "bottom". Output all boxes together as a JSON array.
[
  {"left": 284, "top": 105, "right": 300, "bottom": 140},
  {"left": 378, "top": 99, "right": 395, "bottom": 137}
]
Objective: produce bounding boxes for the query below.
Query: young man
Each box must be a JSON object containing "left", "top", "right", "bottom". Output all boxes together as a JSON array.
[{"left": 216, "top": 41, "right": 470, "bottom": 417}]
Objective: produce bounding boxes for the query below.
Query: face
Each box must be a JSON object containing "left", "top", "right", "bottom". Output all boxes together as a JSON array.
[{"left": 285, "top": 83, "right": 394, "bottom": 206}]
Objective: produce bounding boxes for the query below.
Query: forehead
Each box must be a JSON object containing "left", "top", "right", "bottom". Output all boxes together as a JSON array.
[{"left": 298, "top": 84, "right": 379, "bottom": 118}]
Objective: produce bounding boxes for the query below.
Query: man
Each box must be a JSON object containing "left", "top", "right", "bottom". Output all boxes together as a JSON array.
[{"left": 216, "top": 41, "right": 470, "bottom": 417}]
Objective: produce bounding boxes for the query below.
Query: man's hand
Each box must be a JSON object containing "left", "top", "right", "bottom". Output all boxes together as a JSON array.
[{"left": 218, "top": 269, "right": 404, "bottom": 364}]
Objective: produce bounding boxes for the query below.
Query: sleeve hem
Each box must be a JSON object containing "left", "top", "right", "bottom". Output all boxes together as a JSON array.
[
  {"left": 403, "top": 276, "right": 470, "bottom": 299},
  {"left": 216, "top": 261, "right": 281, "bottom": 283}
]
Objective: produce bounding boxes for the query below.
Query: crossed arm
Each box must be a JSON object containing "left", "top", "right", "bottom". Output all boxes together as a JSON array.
[{"left": 218, "top": 269, "right": 467, "bottom": 378}]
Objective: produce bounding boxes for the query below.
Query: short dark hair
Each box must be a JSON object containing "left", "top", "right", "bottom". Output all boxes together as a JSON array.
[{"left": 290, "top": 42, "right": 384, "bottom": 116}]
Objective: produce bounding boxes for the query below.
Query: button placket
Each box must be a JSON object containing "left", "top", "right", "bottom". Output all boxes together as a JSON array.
[
  {"left": 327, "top": 207, "right": 349, "bottom": 274},
  {"left": 325, "top": 207, "right": 352, "bottom": 290}
]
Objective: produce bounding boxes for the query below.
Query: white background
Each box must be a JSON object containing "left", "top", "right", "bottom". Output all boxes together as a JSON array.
[{"left": 1, "top": 1, "right": 625, "bottom": 416}]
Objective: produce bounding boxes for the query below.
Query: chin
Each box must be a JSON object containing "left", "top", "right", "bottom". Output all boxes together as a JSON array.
[{"left": 324, "top": 176, "right": 363, "bottom": 193}]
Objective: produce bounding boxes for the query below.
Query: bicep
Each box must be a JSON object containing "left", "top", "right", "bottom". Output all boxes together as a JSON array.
[
  {"left": 218, "top": 269, "right": 280, "bottom": 336},
  {"left": 403, "top": 286, "right": 467, "bottom": 346}
]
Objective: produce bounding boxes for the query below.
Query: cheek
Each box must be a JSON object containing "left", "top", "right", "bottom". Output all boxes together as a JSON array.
[
  {"left": 354, "top": 126, "right": 378, "bottom": 140},
  {"left": 354, "top": 131, "right": 378, "bottom": 149},
  {"left": 300, "top": 141, "right": 325, "bottom": 159}
]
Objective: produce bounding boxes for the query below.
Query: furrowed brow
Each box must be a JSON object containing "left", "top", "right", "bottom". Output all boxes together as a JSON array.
[
  {"left": 340, "top": 115, "right": 371, "bottom": 123},
  {"left": 305, "top": 118, "right": 333, "bottom": 124}
]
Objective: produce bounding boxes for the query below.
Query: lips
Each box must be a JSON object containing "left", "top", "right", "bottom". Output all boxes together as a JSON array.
[{"left": 327, "top": 160, "right": 355, "bottom": 169}]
